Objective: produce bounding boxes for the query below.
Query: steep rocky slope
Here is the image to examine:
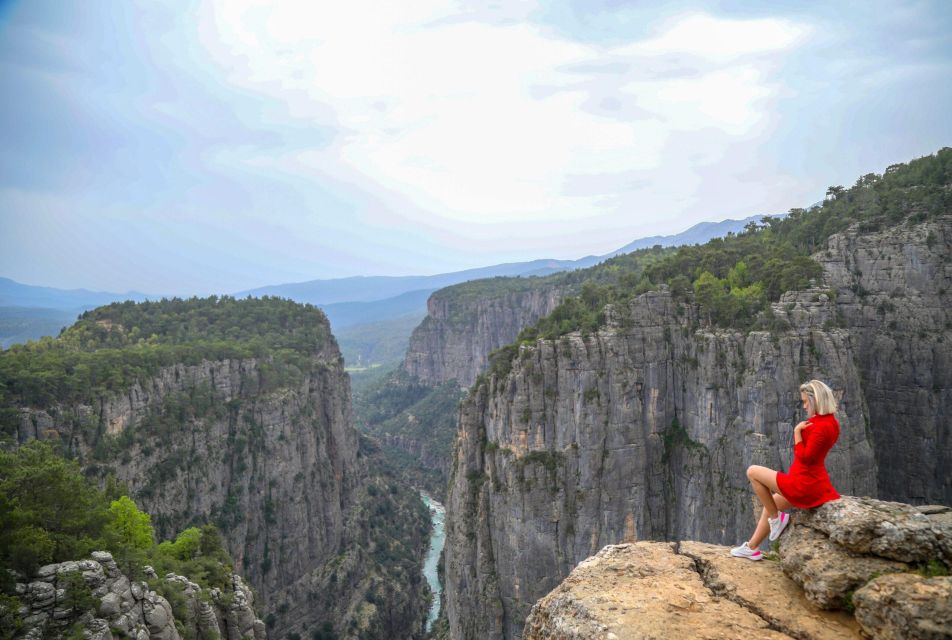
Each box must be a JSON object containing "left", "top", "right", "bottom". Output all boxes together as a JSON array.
[
  {"left": 818, "top": 220, "right": 952, "bottom": 503},
  {"left": 4, "top": 299, "right": 431, "bottom": 640}
]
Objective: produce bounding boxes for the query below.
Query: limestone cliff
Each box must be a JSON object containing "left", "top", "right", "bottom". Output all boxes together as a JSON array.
[
  {"left": 817, "top": 218, "right": 952, "bottom": 503},
  {"left": 442, "top": 216, "right": 952, "bottom": 639},
  {"left": 443, "top": 285, "right": 878, "bottom": 639},
  {"left": 403, "top": 283, "right": 564, "bottom": 387},
  {"left": 12, "top": 309, "right": 430, "bottom": 640},
  {"left": 12, "top": 551, "right": 265, "bottom": 640}
]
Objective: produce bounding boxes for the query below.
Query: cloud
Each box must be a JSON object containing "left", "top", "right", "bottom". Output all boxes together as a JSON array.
[
  {"left": 193, "top": 2, "right": 811, "bottom": 233},
  {"left": 622, "top": 13, "right": 810, "bottom": 61}
]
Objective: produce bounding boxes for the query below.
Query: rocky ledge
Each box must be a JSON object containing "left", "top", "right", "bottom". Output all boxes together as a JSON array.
[
  {"left": 523, "top": 542, "right": 860, "bottom": 640},
  {"left": 8, "top": 551, "right": 265, "bottom": 640},
  {"left": 524, "top": 497, "right": 951, "bottom": 640}
]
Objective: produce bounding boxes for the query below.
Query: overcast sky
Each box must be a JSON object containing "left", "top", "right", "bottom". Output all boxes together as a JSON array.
[{"left": 1, "top": 0, "right": 950, "bottom": 295}]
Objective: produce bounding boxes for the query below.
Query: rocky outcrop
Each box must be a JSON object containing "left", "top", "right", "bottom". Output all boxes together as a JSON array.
[
  {"left": 791, "top": 496, "right": 952, "bottom": 565},
  {"left": 11, "top": 551, "right": 265, "bottom": 640},
  {"left": 444, "top": 286, "right": 878, "bottom": 639},
  {"left": 818, "top": 217, "right": 952, "bottom": 504},
  {"left": 403, "top": 283, "right": 564, "bottom": 387},
  {"left": 778, "top": 497, "right": 952, "bottom": 614},
  {"left": 853, "top": 573, "right": 952, "bottom": 639},
  {"left": 523, "top": 498, "right": 952, "bottom": 639},
  {"left": 523, "top": 542, "right": 861, "bottom": 639}
]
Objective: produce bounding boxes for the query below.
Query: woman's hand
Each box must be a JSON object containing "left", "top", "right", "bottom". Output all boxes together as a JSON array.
[{"left": 794, "top": 420, "right": 810, "bottom": 445}]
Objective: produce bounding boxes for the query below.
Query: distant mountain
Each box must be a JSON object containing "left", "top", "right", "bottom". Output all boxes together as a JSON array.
[
  {"left": 236, "top": 213, "right": 781, "bottom": 306},
  {"left": 321, "top": 288, "right": 433, "bottom": 330},
  {"left": 605, "top": 213, "right": 775, "bottom": 256},
  {"left": 0, "top": 277, "right": 151, "bottom": 310},
  {"left": 0, "top": 212, "right": 780, "bottom": 352},
  {"left": 0, "top": 306, "right": 78, "bottom": 348},
  {"left": 234, "top": 258, "right": 594, "bottom": 305}
]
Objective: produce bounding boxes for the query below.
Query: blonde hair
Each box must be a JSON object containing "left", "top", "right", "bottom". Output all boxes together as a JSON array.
[{"left": 800, "top": 379, "right": 837, "bottom": 416}]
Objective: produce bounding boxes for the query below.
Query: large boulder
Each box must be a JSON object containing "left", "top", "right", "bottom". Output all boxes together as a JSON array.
[
  {"left": 141, "top": 593, "right": 180, "bottom": 640},
  {"left": 779, "top": 524, "right": 908, "bottom": 609},
  {"left": 852, "top": 573, "right": 952, "bottom": 639},
  {"left": 796, "top": 497, "right": 952, "bottom": 565}
]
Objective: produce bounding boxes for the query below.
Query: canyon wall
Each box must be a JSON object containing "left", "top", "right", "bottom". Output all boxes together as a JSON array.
[
  {"left": 443, "top": 218, "right": 952, "bottom": 639},
  {"left": 16, "top": 336, "right": 430, "bottom": 639}
]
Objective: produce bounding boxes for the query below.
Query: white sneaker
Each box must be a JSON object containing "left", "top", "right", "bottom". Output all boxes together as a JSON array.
[
  {"left": 768, "top": 511, "right": 790, "bottom": 541},
  {"left": 730, "top": 542, "right": 763, "bottom": 561}
]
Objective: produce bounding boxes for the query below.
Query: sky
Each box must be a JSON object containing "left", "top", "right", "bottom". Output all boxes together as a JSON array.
[{"left": 1, "top": 0, "right": 950, "bottom": 295}]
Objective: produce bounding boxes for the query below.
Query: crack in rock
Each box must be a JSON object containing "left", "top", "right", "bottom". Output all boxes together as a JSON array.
[{"left": 675, "top": 541, "right": 806, "bottom": 640}]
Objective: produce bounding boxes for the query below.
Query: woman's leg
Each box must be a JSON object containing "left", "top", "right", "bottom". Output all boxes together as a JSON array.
[
  {"left": 749, "top": 493, "right": 793, "bottom": 548},
  {"left": 746, "top": 465, "right": 782, "bottom": 518}
]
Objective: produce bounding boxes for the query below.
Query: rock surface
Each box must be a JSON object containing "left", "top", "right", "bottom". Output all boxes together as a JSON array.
[
  {"left": 817, "top": 218, "right": 952, "bottom": 504},
  {"left": 852, "top": 573, "right": 952, "bottom": 639},
  {"left": 13, "top": 551, "right": 265, "bottom": 640},
  {"left": 774, "top": 497, "right": 952, "bottom": 638},
  {"left": 793, "top": 496, "right": 952, "bottom": 565},
  {"left": 523, "top": 542, "right": 860, "bottom": 640},
  {"left": 778, "top": 523, "right": 908, "bottom": 609}
]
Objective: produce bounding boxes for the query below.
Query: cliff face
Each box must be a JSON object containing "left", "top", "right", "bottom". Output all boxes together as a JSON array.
[
  {"left": 403, "top": 286, "right": 564, "bottom": 387},
  {"left": 16, "top": 339, "right": 429, "bottom": 638},
  {"left": 818, "top": 218, "right": 952, "bottom": 504},
  {"left": 442, "top": 217, "right": 952, "bottom": 639},
  {"left": 444, "top": 287, "right": 878, "bottom": 639}
]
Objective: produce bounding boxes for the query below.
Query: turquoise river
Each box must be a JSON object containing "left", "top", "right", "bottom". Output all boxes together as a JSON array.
[{"left": 420, "top": 491, "right": 445, "bottom": 632}]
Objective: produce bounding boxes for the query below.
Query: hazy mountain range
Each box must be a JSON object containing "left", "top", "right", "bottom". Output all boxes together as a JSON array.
[{"left": 0, "top": 213, "right": 776, "bottom": 350}]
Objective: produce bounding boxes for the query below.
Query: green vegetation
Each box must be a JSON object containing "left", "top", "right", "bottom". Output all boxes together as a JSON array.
[
  {"left": 300, "top": 448, "right": 432, "bottom": 640},
  {"left": 352, "top": 367, "right": 435, "bottom": 429},
  {"left": 484, "top": 148, "right": 952, "bottom": 382},
  {"left": 661, "top": 417, "right": 707, "bottom": 463},
  {"left": 0, "top": 441, "right": 115, "bottom": 579},
  {"left": 351, "top": 367, "right": 464, "bottom": 500},
  {"left": 336, "top": 313, "right": 424, "bottom": 369},
  {"left": 915, "top": 558, "right": 950, "bottom": 578},
  {"left": 0, "top": 296, "right": 332, "bottom": 423},
  {"left": 0, "top": 441, "right": 237, "bottom": 615}
]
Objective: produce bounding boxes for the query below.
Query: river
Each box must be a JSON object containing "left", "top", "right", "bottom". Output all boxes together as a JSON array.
[{"left": 420, "top": 491, "right": 445, "bottom": 633}]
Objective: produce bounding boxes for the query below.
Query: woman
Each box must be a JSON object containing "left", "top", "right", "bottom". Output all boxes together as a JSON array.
[{"left": 731, "top": 379, "right": 842, "bottom": 560}]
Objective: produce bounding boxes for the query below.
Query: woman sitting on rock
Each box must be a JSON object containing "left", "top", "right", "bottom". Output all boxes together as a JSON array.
[{"left": 731, "top": 379, "right": 841, "bottom": 560}]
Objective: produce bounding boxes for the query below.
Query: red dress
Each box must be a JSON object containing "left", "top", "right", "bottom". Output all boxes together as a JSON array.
[{"left": 775, "top": 413, "right": 841, "bottom": 509}]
